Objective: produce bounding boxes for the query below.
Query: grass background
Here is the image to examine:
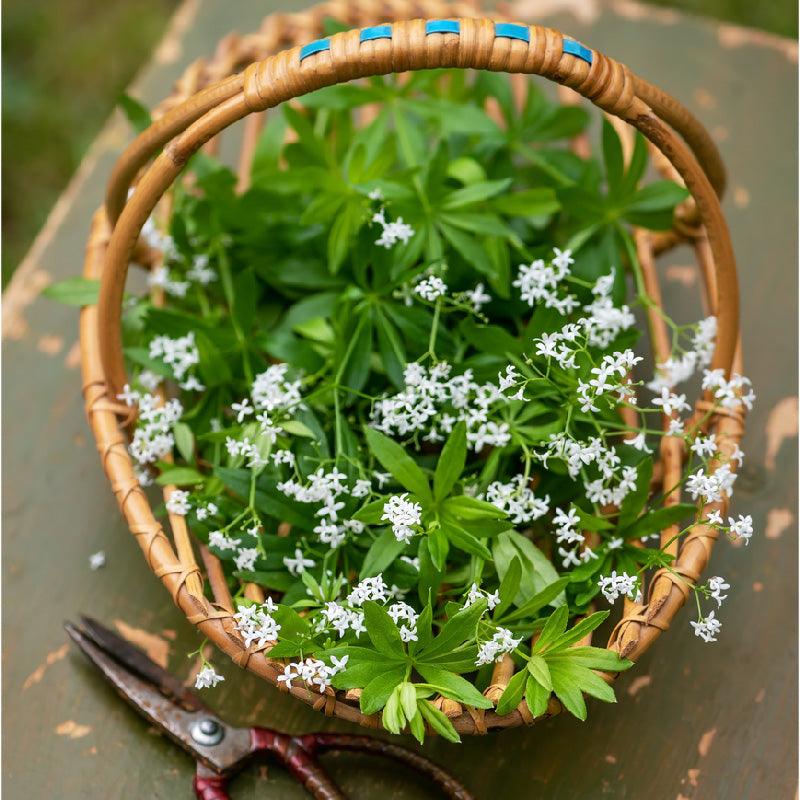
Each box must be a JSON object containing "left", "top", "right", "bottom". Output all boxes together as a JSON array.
[{"left": 2, "top": 0, "right": 797, "bottom": 285}]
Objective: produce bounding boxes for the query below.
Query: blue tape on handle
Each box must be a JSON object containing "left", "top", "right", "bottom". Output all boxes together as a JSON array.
[
  {"left": 299, "top": 38, "right": 330, "bottom": 62},
  {"left": 360, "top": 24, "right": 393, "bottom": 42},
  {"left": 563, "top": 38, "right": 593, "bottom": 64},
  {"left": 425, "top": 20, "right": 461, "bottom": 35},
  {"left": 494, "top": 22, "right": 530, "bottom": 43}
]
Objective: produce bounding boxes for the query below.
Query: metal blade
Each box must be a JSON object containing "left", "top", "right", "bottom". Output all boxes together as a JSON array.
[
  {"left": 78, "top": 614, "right": 205, "bottom": 712},
  {"left": 65, "top": 622, "right": 250, "bottom": 773}
]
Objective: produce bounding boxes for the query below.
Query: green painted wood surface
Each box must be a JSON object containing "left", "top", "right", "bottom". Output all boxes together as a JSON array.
[{"left": 2, "top": 1, "right": 797, "bottom": 797}]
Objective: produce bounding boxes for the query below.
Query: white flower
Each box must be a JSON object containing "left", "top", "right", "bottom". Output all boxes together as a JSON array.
[
  {"left": 464, "top": 282, "right": 491, "bottom": 312},
  {"left": 251, "top": 364, "right": 303, "bottom": 412},
  {"left": 691, "top": 434, "right": 718, "bottom": 458},
  {"left": 186, "top": 254, "right": 217, "bottom": 285},
  {"left": 166, "top": 490, "right": 191, "bottom": 516},
  {"left": 234, "top": 547, "right": 259, "bottom": 572},
  {"left": 283, "top": 547, "right": 315, "bottom": 576},
  {"left": 382, "top": 493, "right": 422, "bottom": 543},
  {"left": 475, "top": 627, "right": 522, "bottom": 666},
  {"left": 706, "top": 509, "right": 724, "bottom": 526},
  {"left": 414, "top": 276, "right": 448, "bottom": 302},
  {"left": 652, "top": 387, "right": 691, "bottom": 416},
  {"left": 208, "top": 530, "right": 241, "bottom": 550},
  {"left": 118, "top": 385, "right": 140, "bottom": 407},
  {"left": 728, "top": 514, "right": 753, "bottom": 544},
  {"left": 89, "top": 551, "right": 106, "bottom": 570},
  {"left": 195, "top": 665, "right": 225, "bottom": 689},
  {"left": 231, "top": 398, "right": 254, "bottom": 423},
  {"left": 625, "top": 432, "right": 652, "bottom": 454},
  {"left": 498, "top": 365, "right": 520, "bottom": 392},
  {"left": 149, "top": 332, "right": 199, "bottom": 381},
  {"left": 598, "top": 571, "right": 638, "bottom": 603},
  {"left": 233, "top": 602, "right": 280, "bottom": 648},
  {"left": 707, "top": 576, "right": 730, "bottom": 607},
  {"left": 373, "top": 208, "right": 415, "bottom": 249},
  {"left": 690, "top": 610, "right": 722, "bottom": 643}
]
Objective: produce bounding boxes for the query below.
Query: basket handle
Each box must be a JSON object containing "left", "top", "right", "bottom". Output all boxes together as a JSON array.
[{"left": 97, "top": 17, "right": 739, "bottom": 402}]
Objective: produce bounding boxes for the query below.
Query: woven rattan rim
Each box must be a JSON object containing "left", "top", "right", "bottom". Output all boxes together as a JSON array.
[{"left": 79, "top": 0, "right": 745, "bottom": 734}]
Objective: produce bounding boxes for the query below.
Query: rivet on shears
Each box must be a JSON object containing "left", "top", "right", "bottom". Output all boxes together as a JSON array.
[{"left": 190, "top": 718, "right": 225, "bottom": 747}]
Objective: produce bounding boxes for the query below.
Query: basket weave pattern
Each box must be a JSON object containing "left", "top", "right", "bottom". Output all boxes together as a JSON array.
[{"left": 80, "top": 0, "right": 745, "bottom": 734}]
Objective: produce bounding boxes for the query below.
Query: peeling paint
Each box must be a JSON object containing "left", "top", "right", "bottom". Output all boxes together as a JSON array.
[
  {"left": 37, "top": 334, "right": 64, "bottom": 355},
  {"left": 755, "top": 688, "right": 766, "bottom": 703},
  {"left": 23, "top": 643, "right": 69, "bottom": 690},
  {"left": 732, "top": 187, "right": 750, "bottom": 209},
  {"left": 712, "top": 125, "right": 729, "bottom": 142},
  {"left": 687, "top": 768, "right": 700, "bottom": 787},
  {"left": 612, "top": 0, "right": 678, "bottom": 24},
  {"left": 510, "top": 0, "right": 600, "bottom": 24},
  {"left": 2, "top": 269, "right": 51, "bottom": 340},
  {"left": 665, "top": 265, "right": 697, "bottom": 286},
  {"left": 752, "top": 581, "right": 763, "bottom": 592},
  {"left": 718, "top": 24, "right": 798, "bottom": 62},
  {"left": 55, "top": 720, "right": 92, "bottom": 739},
  {"left": 764, "top": 397, "right": 798, "bottom": 470},
  {"left": 154, "top": 0, "right": 200, "bottom": 64},
  {"left": 114, "top": 619, "right": 170, "bottom": 668},
  {"left": 693, "top": 88, "right": 717, "bottom": 110},
  {"left": 765, "top": 507, "right": 793, "bottom": 539},
  {"left": 627, "top": 675, "right": 652, "bottom": 696},
  {"left": 65, "top": 341, "right": 82, "bottom": 369},
  {"left": 698, "top": 727, "right": 717, "bottom": 757},
  {"left": 605, "top": 754, "right": 617, "bottom": 764}
]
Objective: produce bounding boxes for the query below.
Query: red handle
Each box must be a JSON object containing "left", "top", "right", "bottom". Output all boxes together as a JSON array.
[
  {"left": 251, "top": 727, "right": 346, "bottom": 800},
  {"left": 193, "top": 767, "right": 230, "bottom": 800}
]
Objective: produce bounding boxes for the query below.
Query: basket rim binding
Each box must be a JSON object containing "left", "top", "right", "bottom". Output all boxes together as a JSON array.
[{"left": 79, "top": 4, "right": 745, "bottom": 735}]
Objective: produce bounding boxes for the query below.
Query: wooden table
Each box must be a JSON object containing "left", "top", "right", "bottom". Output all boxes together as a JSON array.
[{"left": 3, "top": 1, "right": 797, "bottom": 797}]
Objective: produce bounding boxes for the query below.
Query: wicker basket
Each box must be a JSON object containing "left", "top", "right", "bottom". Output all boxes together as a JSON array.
[{"left": 80, "top": 0, "right": 745, "bottom": 735}]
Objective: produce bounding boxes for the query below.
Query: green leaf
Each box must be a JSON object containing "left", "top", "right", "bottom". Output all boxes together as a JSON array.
[
  {"left": 41, "top": 277, "right": 100, "bottom": 306},
  {"left": 363, "top": 601, "right": 406, "bottom": 658},
  {"left": 443, "top": 495, "right": 506, "bottom": 521},
  {"left": 571, "top": 505, "right": 615, "bottom": 531},
  {"left": 374, "top": 308, "right": 406, "bottom": 390},
  {"left": 493, "top": 530, "right": 561, "bottom": 605},
  {"left": 427, "top": 524, "right": 449, "bottom": 571},
  {"left": 526, "top": 655, "right": 553, "bottom": 691},
  {"left": 359, "top": 666, "right": 407, "bottom": 715},
  {"left": 494, "top": 557, "right": 522, "bottom": 618},
  {"left": 399, "top": 682, "right": 418, "bottom": 721},
  {"left": 433, "top": 422, "right": 467, "bottom": 501},
  {"left": 602, "top": 117, "right": 625, "bottom": 197},
  {"left": 626, "top": 180, "right": 689, "bottom": 213},
  {"left": 418, "top": 699, "right": 460, "bottom": 743},
  {"left": 491, "top": 188, "right": 560, "bottom": 218},
  {"left": 360, "top": 529, "right": 407, "bottom": 579},
  {"left": 553, "top": 646, "right": 633, "bottom": 673},
  {"left": 408, "top": 708, "right": 426, "bottom": 744},
  {"left": 382, "top": 689, "right": 404, "bottom": 734},
  {"left": 549, "top": 661, "right": 587, "bottom": 720},
  {"left": 441, "top": 178, "right": 512, "bottom": 210},
  {"left": 232, "top": 268, "right": 257, "bottom": 332},
  {"left": 501, "top": 578, "right": 570, "bottom": 623},
  {"left": 416, "top": 665, "right": 493, "bottom": 709},
  {"left": 172, "top": 422, "right": 194, "bottom": 462},
  {"left": 339, "top": 314, "right": 373, "bottom": 392},
  {"left": 495, "top": 669, "right": 527, "bottom": 716},
  {"left": 525, "top": 675, "right": 550, "bottom": 718},
  {"left": 353, "top": 498, "right": 386, "bottom": 525},
  {"left": 440, "top": 520, "right": 491, "bottom": 560},
  {"left": 118, "top": 93, "right": 152, "bottom": 133},
  {"left": 156, "top": 466, "right": 205, "bottom": 487},
  {"left": 418, "top": 599, "right": 487, "bottom": 661},
  {"left": 544, "top": 611, "right": 610, "bottom": 653},
  {"left": 534, "top": 605, "right": 569, "bottom": 652},
  {"left": 363, "top": 427, "right": 431, "bottom": 502},
  {"left": 623, "top": 503, "right": 696, "bottom": 539}
]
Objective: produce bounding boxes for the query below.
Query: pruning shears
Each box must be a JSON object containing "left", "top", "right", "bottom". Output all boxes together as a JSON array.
[{"left": 65, "top": 616, "right": 474, "bottom": 799}]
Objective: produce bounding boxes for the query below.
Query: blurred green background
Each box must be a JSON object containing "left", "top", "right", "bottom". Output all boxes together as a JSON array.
[{"left": 2, "top": 0, "right": 797, "bottom": 286}]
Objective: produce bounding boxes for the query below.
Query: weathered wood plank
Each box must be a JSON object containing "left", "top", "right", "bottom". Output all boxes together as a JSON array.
[{"left": 3, "top": 1, "right": 797, "bottom": 797}]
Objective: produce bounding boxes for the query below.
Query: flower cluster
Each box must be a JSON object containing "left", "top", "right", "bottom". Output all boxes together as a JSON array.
[
  {"left": 277, "top": 655, "right": 349, "bottom": 692},
  {"left": 372, "top": 207, "right": 415, "bottom": 249},
  {"left": 371, "top": 362, "right": 512, "bottom": 450},
  {"left": 476, "top": 627, "right": 523, "bottom": 666},
  {"left": 382, "top": 494, "right": 422, "bottom": 543},
  {"left": 233, "top": 600, "right": 281, "bottom": 648},
  {"left": 482, "top": 476, "right": 550, "bottom": 525},
  {"left": 149, "top": 332, "right": 201, "bottom": 386},
  {"left": 125, "top": 392, "right": 183, "bottom": 468}
]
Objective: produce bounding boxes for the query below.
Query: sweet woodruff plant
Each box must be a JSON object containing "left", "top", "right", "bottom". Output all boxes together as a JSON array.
[{"left": 50, "top": 69, "right": 754, "bottom": 741}]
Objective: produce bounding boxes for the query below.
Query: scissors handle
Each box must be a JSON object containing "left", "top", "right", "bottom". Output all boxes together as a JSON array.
[{"left": 193, "top": 768, "right": 231, "bottom": 800}]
